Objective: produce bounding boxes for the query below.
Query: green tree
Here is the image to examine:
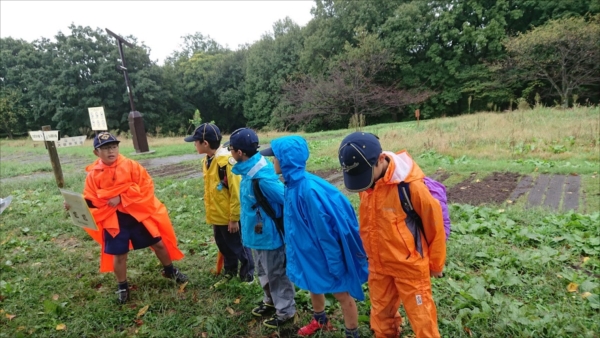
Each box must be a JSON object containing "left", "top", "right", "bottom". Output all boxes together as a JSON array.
[
  {"left": 504, "top": 15, "right": 600, "bottom": 107},
  {"left": 0, "top": 88, "right": 27, "bottom": 138},
  {"left": 243, "top": 17, "right": 304, "bottom": 129}
]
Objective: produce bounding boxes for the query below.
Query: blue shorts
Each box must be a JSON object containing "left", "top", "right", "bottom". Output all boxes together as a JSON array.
[{"left": 103, "top": 211, "right": 161, "bottom": 255}]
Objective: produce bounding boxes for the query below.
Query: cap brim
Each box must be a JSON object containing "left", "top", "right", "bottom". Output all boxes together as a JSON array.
[
  {"left": 259, "top": 147, "right": 274, "bottom": 156},
  {"left": 95, "top": 140, "right": 120, "bottom": 149},
  {"left": 342, "top": 166, "right": 375, "bottom": 193},
  {"left": 184, "top": 135, "right": 197, "bottom": 142},
  {"left": 222, "top": 141, "right": 230, "bottom": 148}
]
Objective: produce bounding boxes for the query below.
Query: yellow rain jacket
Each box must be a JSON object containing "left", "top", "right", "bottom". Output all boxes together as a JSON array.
[{"left": 202, "top": 147, "right": 241, "bottom": 225}]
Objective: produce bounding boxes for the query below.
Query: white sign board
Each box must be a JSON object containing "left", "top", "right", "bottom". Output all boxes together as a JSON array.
[
  {"left": 60, "top": 189, "right": 97, "bottom": 230},
  {"left": 55, "top": 136, "right": 87, "bottom": 148},
  {"left": 43, "top": 130, "right": 59, "bottom": 141},
  {"left": 28, "top": 131, "right": 45, "bottom": 141},
  {"left": 88, "top": 106, "right": 107, "bottom": 131}
]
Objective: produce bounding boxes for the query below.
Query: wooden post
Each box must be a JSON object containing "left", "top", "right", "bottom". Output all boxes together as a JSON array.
[
  {"left": 42, "top": 125, "right": 64, "bottom": 188},
  {"left": 415, "top": 109, "right": 421, "bottom": 127}
]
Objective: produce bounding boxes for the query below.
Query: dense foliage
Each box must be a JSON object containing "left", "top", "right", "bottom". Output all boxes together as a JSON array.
[{"left": 1, "top": 0, "right": 598, "bottom": 137}]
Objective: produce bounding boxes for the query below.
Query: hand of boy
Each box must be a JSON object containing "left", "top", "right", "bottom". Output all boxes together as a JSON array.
[
  {"left": 430, "top": 270, "right": 443, "bottom": 278},
  {"left": 228, "top": 220, "right": 239, "bottom": 233},
  {"left": 107, "top": 195, "right": 121, "bottom": 207}
]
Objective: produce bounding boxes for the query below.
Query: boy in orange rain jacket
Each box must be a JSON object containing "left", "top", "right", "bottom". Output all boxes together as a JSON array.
[
  {"left": 66, "top": 132, "right": 187, "bottom": 304},
  {"left": 338, "top": 132, "right": 446, "bottom": 338}
]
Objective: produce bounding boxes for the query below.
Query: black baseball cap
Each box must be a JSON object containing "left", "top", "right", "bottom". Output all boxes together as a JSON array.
[
  {"left": 184, "top": 123, "right": 222, "bottom": 143},
  {"left": 338, "top": 132, "right": 382, "bottom": 192},
  {"left": 93, "top": 132, "right": 120, "bottom": 149}
]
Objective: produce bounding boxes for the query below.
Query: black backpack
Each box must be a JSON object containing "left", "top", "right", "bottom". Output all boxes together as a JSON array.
[{"left": 251, "top": 179, "right": 284, "bottom": 238}]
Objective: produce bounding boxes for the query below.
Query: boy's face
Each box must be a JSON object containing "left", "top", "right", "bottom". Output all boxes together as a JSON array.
[
  {"left": 93, "top": 143, "right": 119, "bottom": 165},
  {"left": 229, "top": 147, "right": 244, "bottom": 162},
  {"left": 272, "top": 157, "right": 282, "bottom": 175},
  {"left": 372, "top": 154, "right": 388, "bottom": 184},
  {"left": 194, "top": 139, "right": 210, "bottom": 154}
]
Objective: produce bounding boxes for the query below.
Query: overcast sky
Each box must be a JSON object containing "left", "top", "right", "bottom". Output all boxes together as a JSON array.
[{"left": 1, "top": 1, "right": 315, "bottom": 64}]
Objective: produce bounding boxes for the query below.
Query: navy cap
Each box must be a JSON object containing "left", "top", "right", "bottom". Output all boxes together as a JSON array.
[
  {"left": 228, "top": 128, "right": 259, "bottom": 152},
  {"left": 259, "top": 147, "right": 274, "bottom": 156},
  {"left": 93, "top": 132, "right": 120, "bottom": 149},
  {"left": 338, "top": 132, "right": 382, "bottom": 192},
  {"left": 184, "top": 123, "right": 222, "bottom": 143}
]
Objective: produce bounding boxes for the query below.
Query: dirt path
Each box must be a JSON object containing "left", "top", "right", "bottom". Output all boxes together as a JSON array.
[{"left": 2, "top": 152, "right": 582, "bottom": 211}]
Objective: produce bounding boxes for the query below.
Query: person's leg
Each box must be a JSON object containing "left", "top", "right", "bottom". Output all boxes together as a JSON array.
[
  {"left": 256, "top": 250, "right": 273, "bottom": 304},
  {"left": 333, "top": 291, "right": 359, "bottom": 337},
  {"left": 213, "top": 225, "right": 238, "bottom": 275},
  {"left": 310, "top": 293, "right": 326, "bottom": 313},
  {"left": 264, "top": 246, "right": 296, "bottom": 319},
  {"left": 150, "top": 239, "right": 172, "bottom": 266},
  {"left": 103, "top": 227, "right": 131, "bottom": 304},
  {"left": 396, "top": 277, "right": 440, "bottom": 338},
  {"left": 297, "top": 293, "right": 333, "bottom": 336},
  {"left": 252, "top": 250, "right": 276, "bottom": 317},
  {"left": 113, "top": 253, "right": 128, "bottom": 283},
  {"left": 113, "top": 253, "right": 129, "bottom": 304},
  {"left": 219, "top": 223, "right": 254, "bottom": 281},
  {"left": 369, "top": 273, "right": 402, "bottom": 338}
]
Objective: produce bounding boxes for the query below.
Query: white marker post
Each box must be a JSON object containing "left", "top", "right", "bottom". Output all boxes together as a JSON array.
[
  {"left": 55, "top": 136, "right": 87, "bottom": 148},
  {"left": 88, "top": 106, "right": 108, "bottom": 131}
]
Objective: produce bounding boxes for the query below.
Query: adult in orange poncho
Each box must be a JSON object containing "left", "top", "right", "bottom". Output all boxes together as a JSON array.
[
  {"left": 339, "top": 132, "right": 446, "bottom": 338},
  {"left": 72, "top": 132, "right": 187, "bottom": 304}
]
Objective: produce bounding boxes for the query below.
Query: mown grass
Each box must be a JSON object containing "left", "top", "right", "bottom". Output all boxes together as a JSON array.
[{"left": 1, "top": 107, "right": 599, "bottom": 337}]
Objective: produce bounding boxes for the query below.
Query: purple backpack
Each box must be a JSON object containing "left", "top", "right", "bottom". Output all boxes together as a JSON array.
[{"left": 398, "top": 177, "right": 451, "bottom": 241}]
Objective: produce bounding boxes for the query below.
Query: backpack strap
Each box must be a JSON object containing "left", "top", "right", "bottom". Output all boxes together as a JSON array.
[
  {"left": 218, "top": 165, "right": 229, "bottom": 189},
  {"left": 398, "top": 182, "right": 428, "bottom": 257},
  {"left": 252, "top": 179, "right": 284, "bottom": 238}
]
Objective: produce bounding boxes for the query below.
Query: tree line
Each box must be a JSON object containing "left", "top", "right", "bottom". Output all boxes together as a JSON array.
[{"left": 1, "top": 0, "right": 598, "bottom": 138}]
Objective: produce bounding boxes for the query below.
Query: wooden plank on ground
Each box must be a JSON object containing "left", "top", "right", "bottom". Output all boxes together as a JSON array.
[
  {"left": 542, "top": 175, "right": 566, "bottom": 209},
  {"left": 527, "top": 174, "right": 550, "bottom": 208},
  {"left": 509, "top": 175, "right": 533, "bottom": 202},
  {"left": 562, "top": 175, "right": 581, "bottom": 211}
]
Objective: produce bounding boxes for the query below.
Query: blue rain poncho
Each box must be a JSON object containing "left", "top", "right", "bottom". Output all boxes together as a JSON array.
[{"left": 271, "top": 136, "right": 368, "bottom": 300}]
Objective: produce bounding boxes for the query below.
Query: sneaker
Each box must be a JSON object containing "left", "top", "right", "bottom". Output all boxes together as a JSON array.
[
  {"left": 115, "top": 288, "right": 129, "bottom": 304},
  {"left": 162, "top": 267, "right": 188, "bottom": 284},
  {"left": 244, "top": 275, "right": 255, "bottom": 285},
  {"left": 213, "top": 273, "right": 233, "bottom": 289},
  {"left": 298, "top": 318, "right": 334, "bottom": 336},
  {"left": 251, "top": 301, "right": 275, "bottom": 317},
  {"left": 263, "top": 314, "right": 293, "bottom": 329}
]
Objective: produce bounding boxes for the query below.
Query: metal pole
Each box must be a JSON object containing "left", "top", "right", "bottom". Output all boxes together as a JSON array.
[{"left": 116, "top": 41, "right": 136, "bottom": 112}]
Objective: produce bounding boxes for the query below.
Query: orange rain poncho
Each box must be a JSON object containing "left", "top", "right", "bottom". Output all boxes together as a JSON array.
[
  {"left": 358, "top": 151, "right": 446, "bottom": 338},
  {"left": 83, "top": 155, "right": 184, "bottom": 272}
]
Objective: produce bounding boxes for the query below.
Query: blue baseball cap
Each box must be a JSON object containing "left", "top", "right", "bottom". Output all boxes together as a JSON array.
[
  {"left": 228, "top": 128, "right": 259, "bottom": 153},
  {"left": 338, "top": 132, "right": 382, "bottom": 192},
  {"left": 93, "top": 132, "right": 120, "bottom": 149},
  {"left": 184, "top": 123, "right": 222, "bottom": 143}
]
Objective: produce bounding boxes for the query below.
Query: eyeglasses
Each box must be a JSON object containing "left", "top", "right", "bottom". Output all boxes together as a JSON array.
[{"left": 99, "top": 145, "right": 119, "bottom": 151}]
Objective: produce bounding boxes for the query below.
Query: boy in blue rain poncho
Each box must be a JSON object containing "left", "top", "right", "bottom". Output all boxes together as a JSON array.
[
  {"left": 228, "top": 128, "right": 297, "bottom": 329},
  {"left": 260, "top": 135, "right": 368, "bottom": 338}
]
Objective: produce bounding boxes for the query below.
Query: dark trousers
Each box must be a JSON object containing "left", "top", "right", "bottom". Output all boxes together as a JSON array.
[{"left": 213, "top": 224, "right": 255, "bottom": 280}]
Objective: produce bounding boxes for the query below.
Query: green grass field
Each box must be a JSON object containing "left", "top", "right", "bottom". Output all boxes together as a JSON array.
[{"left": 0, "top": 107, "right": 598, "bottom": 337}]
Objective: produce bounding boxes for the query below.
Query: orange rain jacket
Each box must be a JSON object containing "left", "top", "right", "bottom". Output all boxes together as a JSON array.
[
  {"left": 358, "top": 150, "right": 446, "bottom": 279},
  {"left": 83, "top": 154, "right": 184, "bottom": 272}
]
